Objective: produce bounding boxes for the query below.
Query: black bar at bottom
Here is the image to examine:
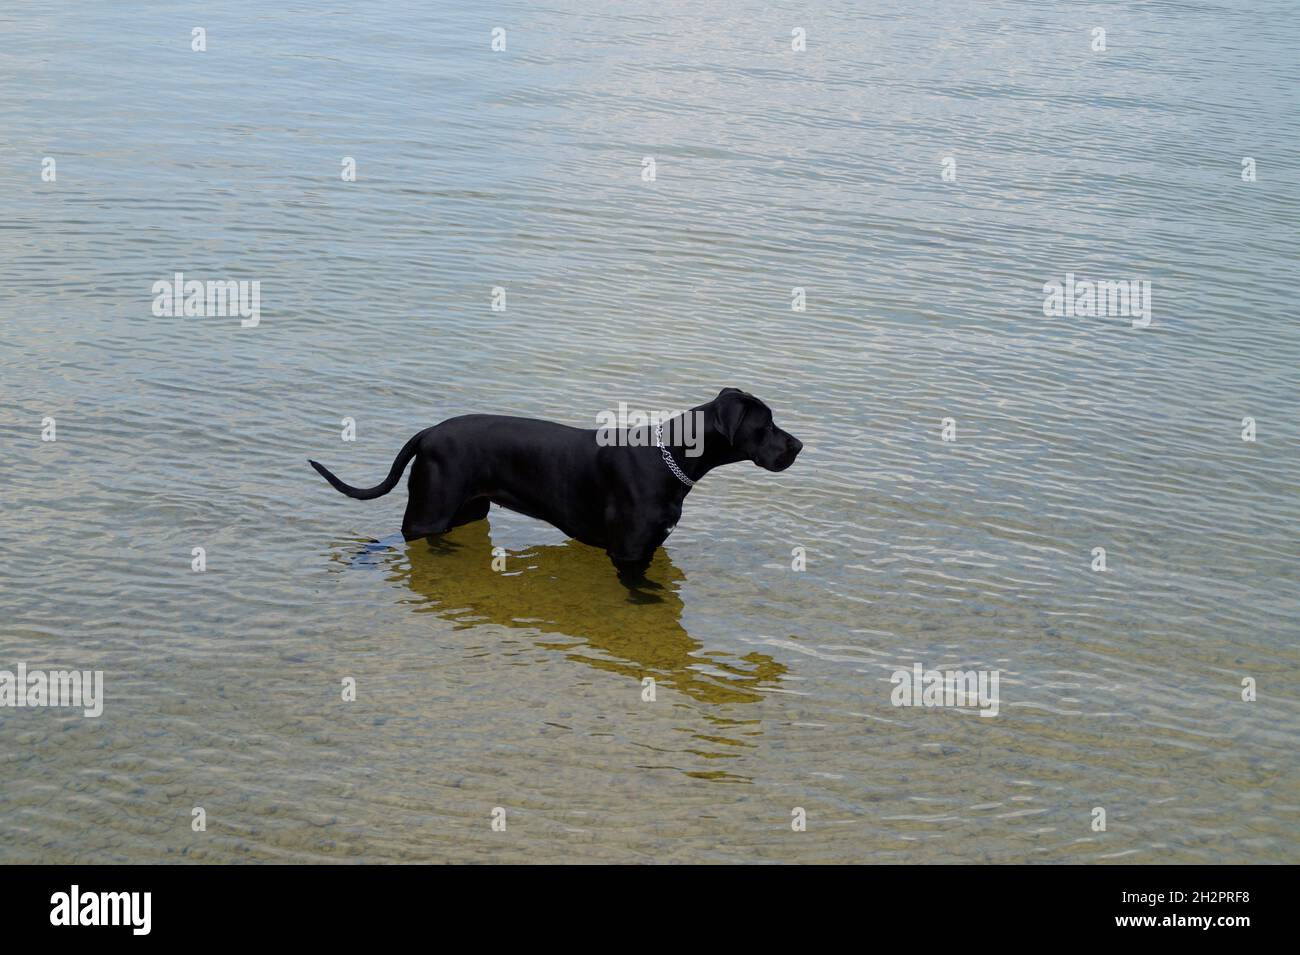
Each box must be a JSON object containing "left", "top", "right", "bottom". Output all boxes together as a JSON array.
[{"left": 0, "top": 864, "right": 1282, "bottom": 940}]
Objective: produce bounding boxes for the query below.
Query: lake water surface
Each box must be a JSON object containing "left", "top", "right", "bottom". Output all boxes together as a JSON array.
[{"left": 1, "top": 1, "right": 1297, "bottom": 863}]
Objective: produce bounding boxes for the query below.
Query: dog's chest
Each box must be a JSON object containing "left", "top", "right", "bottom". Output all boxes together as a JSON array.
[{"left": 659, "top": 504, "right": 682, "bottom": 540}]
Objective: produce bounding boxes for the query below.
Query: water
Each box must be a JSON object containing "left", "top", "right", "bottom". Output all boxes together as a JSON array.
[{"left": 1, "top": 1, "right": 1297, "bottom": 863}]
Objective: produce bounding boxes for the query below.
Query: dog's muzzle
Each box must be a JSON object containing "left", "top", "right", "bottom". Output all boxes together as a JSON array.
[{"left": 769, "top": 436, "right": 803, "bottom": 471}]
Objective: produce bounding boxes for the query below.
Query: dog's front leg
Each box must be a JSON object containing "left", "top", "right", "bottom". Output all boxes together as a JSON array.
[
  {"left": 605, "top": 523, "right": 663, "bottom": 587},
  {"left": 610, "top": 554, "right": 654, "bottom": 585}
]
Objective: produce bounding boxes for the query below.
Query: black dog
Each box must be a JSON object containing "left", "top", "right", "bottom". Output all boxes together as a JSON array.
[{"left": 310, "top": 388, "right": 802, "bottom": 582}]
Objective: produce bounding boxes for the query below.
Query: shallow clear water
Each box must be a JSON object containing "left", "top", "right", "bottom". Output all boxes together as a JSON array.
[{"left": 1, "top": 1, "right": 1297, "bottom": 863}]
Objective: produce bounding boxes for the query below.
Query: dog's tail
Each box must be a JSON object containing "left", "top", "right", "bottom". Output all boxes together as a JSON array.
[{"left": 309, "top": 429, "right": 427, "bottom": 500}]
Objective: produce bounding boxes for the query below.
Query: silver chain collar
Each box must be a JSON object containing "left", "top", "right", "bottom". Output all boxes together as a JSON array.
[{"left": 655, "top": 424, "right": 696, "bottom": 487}]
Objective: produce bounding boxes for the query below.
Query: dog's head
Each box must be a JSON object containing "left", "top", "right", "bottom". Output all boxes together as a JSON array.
[{"left": 709, "top": 387, "right": 803, "bottom": 471}]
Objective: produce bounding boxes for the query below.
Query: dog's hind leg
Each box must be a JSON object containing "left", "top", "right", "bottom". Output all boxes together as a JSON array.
[
  {"left": 448, "top": 497, "right": 490, "bottom": 529},
  {"left": 401, "top": 456, "right": 469, "bottom": 541}
]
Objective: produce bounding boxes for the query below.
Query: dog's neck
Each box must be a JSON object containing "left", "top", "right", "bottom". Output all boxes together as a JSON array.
[{"left": 657, "top": 404, "right": 748, "bottom": 492}]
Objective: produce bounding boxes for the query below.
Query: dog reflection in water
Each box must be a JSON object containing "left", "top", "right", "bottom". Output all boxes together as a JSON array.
[{"left": 370, "top": 521, "right": 785, "bottom": 706}]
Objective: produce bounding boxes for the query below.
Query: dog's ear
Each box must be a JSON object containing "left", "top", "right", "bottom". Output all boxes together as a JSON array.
[{"left": 711, "top": 389, "right": 749, "bottom": 443}]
